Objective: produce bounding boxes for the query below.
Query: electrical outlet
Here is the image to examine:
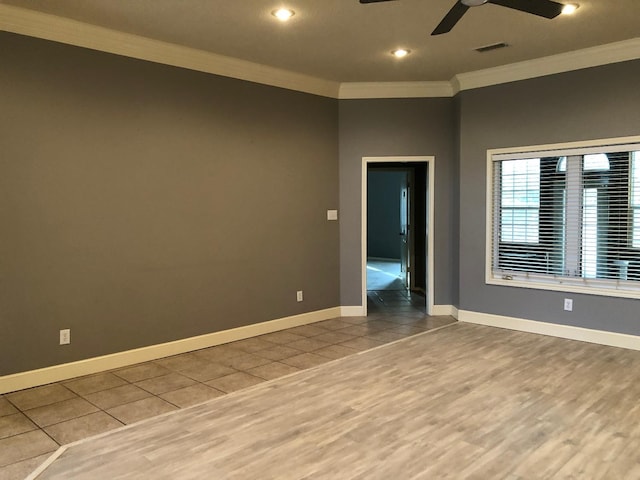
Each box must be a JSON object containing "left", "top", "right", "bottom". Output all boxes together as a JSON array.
[
  {"left": 296, "top": 290, "right": 303, "bottom": 302},
  {"left": 563, "top": 298, "right": 573, "bottom": 312},
  {"left": 59, "top": 329, "right": 71, "bottom": 345}
]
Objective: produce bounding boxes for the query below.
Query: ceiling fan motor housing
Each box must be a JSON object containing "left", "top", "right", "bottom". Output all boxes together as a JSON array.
[{"left": 361, "top": 0, "right": 565, "bottom": 35}]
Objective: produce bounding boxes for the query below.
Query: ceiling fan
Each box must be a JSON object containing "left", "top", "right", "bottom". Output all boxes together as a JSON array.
[{"left": 359, "top": 0, "right": 565, "bottom": 36}]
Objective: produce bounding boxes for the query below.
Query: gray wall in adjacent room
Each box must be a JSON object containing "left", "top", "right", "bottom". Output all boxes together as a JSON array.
[
  {"left": 367, "top": 170, "right": 404, "bottom": 259},
  {"left": 458, "top": 60, "right": 640, "bottom": 335},
  {"left": 339, "top": 98, "right": 457, "bottom": 307},
  {"left": 0, "top": 32, "right": 339, "bottom": 376}
]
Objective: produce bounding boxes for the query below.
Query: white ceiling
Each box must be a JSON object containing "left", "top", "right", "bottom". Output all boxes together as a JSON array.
[{"left": 1, "top": 0, "right": 639, "bottom": 84}]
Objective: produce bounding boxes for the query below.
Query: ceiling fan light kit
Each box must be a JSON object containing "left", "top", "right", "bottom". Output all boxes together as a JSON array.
[
  {"left": 561, "top": 3, "right": 579, "bottom": 15},
  {"left": 360, "top": 0, "right": 573, "bottom": 35}
]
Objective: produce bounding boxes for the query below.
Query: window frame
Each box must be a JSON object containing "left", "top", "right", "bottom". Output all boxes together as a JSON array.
[{"left": 485, "top": 135, "right": 640, "bottom": 300}]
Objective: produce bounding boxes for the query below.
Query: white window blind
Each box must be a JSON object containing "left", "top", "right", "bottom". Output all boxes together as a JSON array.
[
  {"left": 632, "top": 151, "right": 640, "bottom": 248},
  {"left": 500, "top": 158, "right": 540, "bottom": 243},
  {"left": 487, "top": 139, "right": 640, "bottom": 298}
]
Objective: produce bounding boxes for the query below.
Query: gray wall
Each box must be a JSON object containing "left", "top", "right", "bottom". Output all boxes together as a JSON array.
[
  {"left": 451, "top": 96, "right": 461, "bottom": 307},
  {"left": 4, "top": 30, "right": 639, "bottom": 377},
  {"left": 339, "top": 98, "right": 457, "bottom": 307},
  {"left": 0, "top": 33, "right": 339, "bottom": 375},
  {"left": 367, "top": 170, "right": 405, "bottom": 259},
  {"left": 458, "top": 60, "right": 640, "bottom": 335}
]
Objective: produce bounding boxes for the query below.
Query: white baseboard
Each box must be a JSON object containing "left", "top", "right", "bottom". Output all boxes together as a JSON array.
[
  {"left": 458, "top": 309, "right": 640, "bottom": 351},
  {"left": 431, "top": 304, "right": 458, "bottom": 317},
  {"left": 340, "top": 306, "right": 366, "bottom": 317},
  {"left": 0, "top": 307, "right": 342, "bottom": 395}
]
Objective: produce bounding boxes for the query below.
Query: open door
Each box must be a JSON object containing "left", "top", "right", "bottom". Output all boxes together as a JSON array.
[
  {"left": 399, "top": 177, "right": 410, "bottom": 289},
  {"left": 362, "top": 156, "right": 435, "bottom": 316}
]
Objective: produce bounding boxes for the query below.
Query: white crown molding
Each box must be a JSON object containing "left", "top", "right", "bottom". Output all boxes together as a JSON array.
[
  {"left": 339, "top": 81, "right": 454, "bottom": 99},
  {"left": 453, "top": 37, "right": 640, "bottom": 93},
  {"left": 340, "top": 38, "right": 640, "bottom": 98},
  {"left": 0, "top": 4, "right": 340, "bottom": 99},
  {"left": 1, "top": 4, "right": 638, "bottom": 99},
  {"left": 338, "top": 39, "right": 640, "bottom": 98}
]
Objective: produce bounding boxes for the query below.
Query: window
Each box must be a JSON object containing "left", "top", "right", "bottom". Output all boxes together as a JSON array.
[
  {"left": 487, "top": 137, "right": 640, "bottom": 298},
  {"left": 557, "top": 153, "right": 610, "bottom": 172},
  {"left": 500, "top": 158, "right": 540, "bottom": 243}
]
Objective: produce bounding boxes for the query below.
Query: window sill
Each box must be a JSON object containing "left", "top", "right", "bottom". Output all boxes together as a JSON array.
[{"left": 486, "top": 275, "right": 640, "bottom": 300}]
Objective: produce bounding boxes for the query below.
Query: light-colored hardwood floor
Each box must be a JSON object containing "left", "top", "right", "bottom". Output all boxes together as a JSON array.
[{"left": 31, "top": 322, "right": 640, "bottom": 479}]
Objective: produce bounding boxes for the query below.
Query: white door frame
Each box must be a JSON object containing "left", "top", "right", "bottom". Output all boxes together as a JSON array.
[{"left": 362, "top": 156, "right": 435, "bottom": 316}]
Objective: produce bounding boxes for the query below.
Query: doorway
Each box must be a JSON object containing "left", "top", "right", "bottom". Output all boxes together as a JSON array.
[
  {"left": 362, "top": 156, "right": 434, "bottom": 316},
  {"left": 367, "top": 169, "right": 409, "bottom": 291}
]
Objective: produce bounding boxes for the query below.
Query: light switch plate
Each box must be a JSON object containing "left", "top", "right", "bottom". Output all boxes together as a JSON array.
[
  {"left": 60, "top": 329, "right": 71, "bottom": 345},
  {"left": 327, "top": 210, "right": 338, "bottom": 221},
  {"left": 564, "top": 298, "right": 573, "bottom": 311}
]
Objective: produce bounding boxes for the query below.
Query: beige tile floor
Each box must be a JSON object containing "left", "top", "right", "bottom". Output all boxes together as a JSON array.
[{"left": 0, "top": 295, "right": 454, "bottom": 479}]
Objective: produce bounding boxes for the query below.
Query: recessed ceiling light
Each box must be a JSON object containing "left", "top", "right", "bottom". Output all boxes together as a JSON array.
[
  {"left": 272, "top": 8, "right": 295, "bottom": 21},
  {"left": 392, "top": 49, "right": 410, "bottom": 58},
  {"left": 561, "top": 3, "right": 579, "bottom": 15}
]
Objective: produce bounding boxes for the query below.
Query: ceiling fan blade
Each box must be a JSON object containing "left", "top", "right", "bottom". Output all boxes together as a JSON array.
[
  {"left": 431, "top": 2, "right": 470, "bottom": 36},
  {"left": 488, "top": 0, "right": 563, "bottom": 19},
  {"left": 359, "top": 0, "right": 396, "bottom": 3}
]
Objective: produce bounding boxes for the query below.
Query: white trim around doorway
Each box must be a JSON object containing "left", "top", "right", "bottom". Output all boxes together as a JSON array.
[{"left": 362, "top": 156, "right": 436, "bottom": 316}]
